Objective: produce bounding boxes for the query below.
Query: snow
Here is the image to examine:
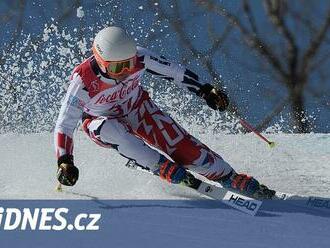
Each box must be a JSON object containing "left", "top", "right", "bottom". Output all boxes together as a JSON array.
[
  {"left": 76, "top": 6, "right": 85, "bottom": 18},
  {"left": 0, "top": 132, "right": 329, "bottom": 247}
]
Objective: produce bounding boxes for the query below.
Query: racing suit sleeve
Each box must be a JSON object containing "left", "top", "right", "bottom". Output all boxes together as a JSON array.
[
  {"left": 54, "top": 72, "right": 90, "bottom": 158},
  {"left": 138, "top": 46, "right": 207, "bottom": 95}
]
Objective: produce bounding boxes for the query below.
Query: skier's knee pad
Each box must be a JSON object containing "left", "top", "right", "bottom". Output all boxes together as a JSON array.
[{"left": 83, "top": 117, "right": 118, "bottom": 149}]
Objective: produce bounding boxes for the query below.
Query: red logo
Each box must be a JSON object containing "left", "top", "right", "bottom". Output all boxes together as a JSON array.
[{"left": 90, "top": 80, "right": 99, "bottom": 92}]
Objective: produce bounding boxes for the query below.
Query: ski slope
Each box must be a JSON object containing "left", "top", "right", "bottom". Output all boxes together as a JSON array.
[{"left": 1, "top": 132, "right": 330, "bottom": 247}]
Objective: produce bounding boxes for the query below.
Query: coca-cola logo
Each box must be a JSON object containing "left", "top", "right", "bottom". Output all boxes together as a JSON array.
[{"left": 95, "top": 77, "right": 140, "bottom": 105}]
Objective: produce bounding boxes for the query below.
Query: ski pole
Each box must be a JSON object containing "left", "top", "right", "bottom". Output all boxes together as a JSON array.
[
  {"left": 239, "top": 118, "right": 275, "bottom": 148},
  {"left": 55, "top": 183, "right": 63, "bottom": 192}
]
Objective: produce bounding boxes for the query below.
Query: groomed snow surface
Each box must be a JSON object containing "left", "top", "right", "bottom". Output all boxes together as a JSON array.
[{"left": 1, "top": 132, "right": 329, "bottom": 247}]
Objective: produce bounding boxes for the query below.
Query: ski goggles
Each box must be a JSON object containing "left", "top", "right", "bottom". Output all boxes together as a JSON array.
[{"left": 93, "top": 46, "right": 137, "bottom": 76}]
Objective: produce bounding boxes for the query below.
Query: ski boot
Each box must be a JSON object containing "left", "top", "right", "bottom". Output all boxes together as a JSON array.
[
  {"left": 154, "top": 156, "right": 187, "bottom": 184},
  {"left": 219, "top": 171, "right": 275, "bottom": 200}
]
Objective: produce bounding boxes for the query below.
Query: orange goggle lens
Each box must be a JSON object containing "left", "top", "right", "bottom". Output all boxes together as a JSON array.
[
  {"left": 107, "top": 57, "right": 136, "bottom": 74},
  {"left": 93, "top": 46, "right": 137, "bottom": 75}
]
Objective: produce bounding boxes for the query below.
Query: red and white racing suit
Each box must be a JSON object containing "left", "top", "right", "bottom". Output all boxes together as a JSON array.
[{"left": 54, "top": 47, "right": 232, "bottom": 180}]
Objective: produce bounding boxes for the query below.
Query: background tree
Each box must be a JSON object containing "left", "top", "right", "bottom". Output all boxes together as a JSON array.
[
  {"left": 0, "top": 0, "right": 329, "bottom": 133},
  {"left": 149, "top": 0, "right": 330, "bottom": 133}
]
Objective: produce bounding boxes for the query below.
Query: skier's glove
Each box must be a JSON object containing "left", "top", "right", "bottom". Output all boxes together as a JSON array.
[
  {"left": 199, "top": 83, "right": 229, "bottom": 111},
  {"left": 56, "top": 154, "right": 79, "bottom": 186},
  {"left": 156, "top": 160, "right": 187, "bottom": 184}
]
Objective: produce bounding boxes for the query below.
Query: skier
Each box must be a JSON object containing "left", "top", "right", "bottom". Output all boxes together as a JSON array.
[{"left": 55, "top": 26, "right": 275, "bottom": 199}]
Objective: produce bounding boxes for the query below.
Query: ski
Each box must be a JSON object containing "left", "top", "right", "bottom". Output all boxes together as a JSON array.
[
  {"left": 125, "top": 159, "right": 330, "bottom": 215},
  {"left": 273, "top": 191, "right": 330, "bottom": 212},
  {"left": 182, "top": 179, "right": 330, "bottom": 214},
  {"left": 182, "top": 173, "right": 262, "bottom": 215},
  {"left": 125, "top": 160, "right": 262, "bottom": 216}
]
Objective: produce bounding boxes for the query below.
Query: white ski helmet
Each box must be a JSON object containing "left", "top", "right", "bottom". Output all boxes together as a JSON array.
[{"left": 92, "top": 26, "right": 137, "bottom": 62}]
